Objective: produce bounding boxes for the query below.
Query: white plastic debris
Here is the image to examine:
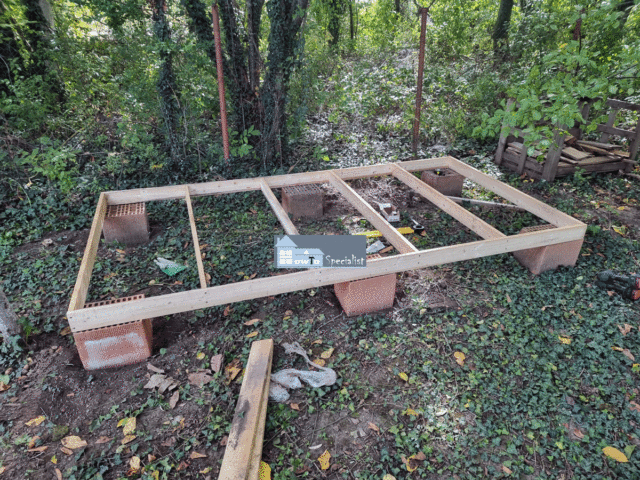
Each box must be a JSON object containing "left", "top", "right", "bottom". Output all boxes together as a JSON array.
[
  {"left": 269, "top": 342, "right": 338, "bottom": 402},
  {"left": 366, "top": 240, "right": 386, "bottom": 254},
  {"left": 154, "top": 257, "right": 187, "bottom": 276}
]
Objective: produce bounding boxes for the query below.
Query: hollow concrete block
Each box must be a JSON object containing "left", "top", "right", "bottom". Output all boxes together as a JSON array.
[
  {"left": 512, "top": 224, "right": 584, "bottom": 275},
  {"left": 281, "top": 184, "right": 324, "bottom": 219},
  {"left": 421, "top": 169, "right": 464, "bottom": 197},
  {"left": 74, "top": 295, "right": 153, "bottom": 370},
  {"left": 102, "top": 203, "right": 149, "bottom": 246},
  {"left": 334, "top": 255, "right": 396, "bottom": 317}
]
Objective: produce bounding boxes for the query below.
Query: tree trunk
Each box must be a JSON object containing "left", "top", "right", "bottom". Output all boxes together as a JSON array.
[
  {"left": 152, "top": 0, "right": 183, "bottom": 172},
  {"left": 617, "top": 0, "right": 635, "bottom": 28},
  {"left": 492, "top": 0, "right": 514, "bottom": 59},
  {"left": 327, "top": 0, "right": 341, "bottom": 48},
  {"left": 0, "top": 290, "right": 21, "bottom": 339}
]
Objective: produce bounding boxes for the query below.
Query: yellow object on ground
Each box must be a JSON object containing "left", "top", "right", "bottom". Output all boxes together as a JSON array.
[{"left": 356, "top": 227, "right": 414, "bottom": 238}]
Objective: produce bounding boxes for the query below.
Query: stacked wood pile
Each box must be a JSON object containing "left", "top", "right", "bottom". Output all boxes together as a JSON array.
[{"left": 495, "top": 98, "right": 639, "bottom": 181}]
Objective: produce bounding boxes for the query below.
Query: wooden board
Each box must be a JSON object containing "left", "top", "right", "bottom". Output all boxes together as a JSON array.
[
  {"left": 67, "top": 157, "right": 586, "bottom": 332},
  {"left": 577, "top": 156, "right": 619, "bottom": 166},
  {"left": 577, "top": 140, "right": 617, "bottom": 150},
  {"left": 606, "top": 99, "right": 640, "bottom": 112},
  {"left": 260, "top": 180, "right": 298, "bottom": 236},
  {"left": 508, "top": 142, "right": 543, "bottom": 158},
  {"left": 184, "top": 187, "right": 208, "bottom": 289},
  {"left": 597, "top": 124, "right": 635, "bottom": 140},
  {"left": 562, "top": 147, "right": 590, "bottom": 160},
  {"left": 218, "top": 339, "right": 273, "bottom": 480},
  {"left": 578, "top": 143, "right": 614, "bottom": 156}
]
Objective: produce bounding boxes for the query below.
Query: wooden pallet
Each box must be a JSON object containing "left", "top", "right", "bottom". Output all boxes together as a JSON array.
[{"left": 67, "top": 157, "right": 586, "bottom": 332}]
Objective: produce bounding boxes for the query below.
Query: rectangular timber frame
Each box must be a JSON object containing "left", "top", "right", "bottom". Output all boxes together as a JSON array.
[{"left": 67, "top": 156, "right": 586, "bottom": 333}]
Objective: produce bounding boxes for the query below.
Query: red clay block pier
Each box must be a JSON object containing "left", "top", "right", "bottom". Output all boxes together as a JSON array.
[
  {"left": 421, "top": 168, "right": 464, "bottom": 197},
  {"left": 74, "top": 295, "right": 153, "bottom": 370},
  {"left": 281, "top": 184, "right": 324, "bottom": 219},
  {"left": 334, "top": 254, "right": 397, "bottom": 317},
  {"left": 512, "top": 224, "right": 584, "bottom": 275},
  {"left": 102, "top": 202, "right": 150, "bottom": 246}
]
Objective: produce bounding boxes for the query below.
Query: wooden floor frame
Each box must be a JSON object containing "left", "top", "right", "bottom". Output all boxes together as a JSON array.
[{"left": 67, "top": 156, "right": 586, "bottom": 333}]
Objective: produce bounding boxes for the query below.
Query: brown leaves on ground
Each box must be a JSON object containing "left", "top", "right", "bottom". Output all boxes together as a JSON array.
[
  {"left": 225, "top": 359, "right": 242, "bottom": 383},
  {"left": 210, "top": 354, "right": 223, "bottom": 373},
  {"left": 402, "top": 451, "right": 426, "bottom": 472},
  {"left": 144, "top": 374, "right": 179, "bottom": 394},
  {"left": 61, "top": 436, "right": 87, "bottom": 450},
  {"left": 188, "top": 372, "right": 212, "bottom": 387},
  {"left": 618, "top": 324, "right": 633, "bottom": 336}
]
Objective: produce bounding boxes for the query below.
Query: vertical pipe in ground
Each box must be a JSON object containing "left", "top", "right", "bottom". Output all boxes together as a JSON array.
[
  {"left": 212, "top": 3, "right": 230, "bottom": 163},
  {"left": 412, "top": 7, "right": 428, "bottom": 157}
]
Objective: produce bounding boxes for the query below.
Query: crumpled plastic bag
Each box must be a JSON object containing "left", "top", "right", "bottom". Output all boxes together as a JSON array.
[
  {"left": 154, "top": 257, "right": 187, "bottom": 276},
  {"left": 269, "top": 342, "right": 337, "bottom": 402}
]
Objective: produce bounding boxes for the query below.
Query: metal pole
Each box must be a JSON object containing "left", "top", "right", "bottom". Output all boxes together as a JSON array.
[
  {"left": 412, "top": 7, "right": 428, "bottom": 157},
  {"left": 212, "top": 3, "right": 230, "bottom": 163}
]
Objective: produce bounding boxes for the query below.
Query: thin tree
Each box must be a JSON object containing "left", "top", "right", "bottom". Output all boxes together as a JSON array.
[{"left": 492, "top": 0, "right": 514, "bottom": 60}]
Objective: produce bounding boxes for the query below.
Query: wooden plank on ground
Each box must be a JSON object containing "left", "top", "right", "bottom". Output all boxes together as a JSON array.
[
  {"left": 68, "top": 193, "right": 107, "bottom": 311},
  {"left": 562, "top": 147, "right": 590, "bottom": 160},
  {"left": 218, "top": 339, "right": 273, "bottom": 480},
  {"left": 184, "top": 187, "right": 207, "bottom": 289},
  {"left": 577, "top": 140, "right": 617, "bottom": 150},
  {"left": 392, "top": 165, "right": 505, "bottom": 240},
  {"left": 259, "top": 179, "right": 298, "bottom": 236},
  {"left": 577, "top": 156, "right": 619, "bottom": 166},
  {"left": 327, "top": 171, "right": 418, "bottom": 254},
  {"left": 613, "top": 150, "right": 630, "bottom": 158},
  {"left": 509, "top": 142, "right": 543, "bottom": 158},
  {"left": 577, "top": 143, "right": 612, "bottom": 156},
  {"left": 559, "top": 156, "right": 579, "bottom": 165}
]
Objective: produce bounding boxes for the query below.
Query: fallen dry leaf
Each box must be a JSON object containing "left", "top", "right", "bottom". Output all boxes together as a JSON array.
[
  {"left": 406, "top": 452, "right": 426, "bottom": 472},
  {"left": 619, "top": 324, "right": 633, "bottom": 336},
  {"left": 121, "top": 435, "right": 136, "bottom": 445},
  {"left": 59, "top": 326, "right": 72, "bottom": 336},
  {"left": 311, "top": 339, "right": 322, "bottom": 345},
  {"left": 573, "top": 428, "right": 585, "bottom": 439},
  {"left": 210, "top": 354, "right": 223, "bottom": 373},
  {"left": 25, "top": 416, "right": 46, "bottom": 427},
  {"left": 320, "top": 348, "right": 334, "bottom": 359},
  {"left": 122, "top": 417, "right": 136, "bottom": 435},
  {"left": 244, "top": 318, "right": 261, "bottom": 326},
  {"left": 0, "top": 466, "right": 5, "bottom": 474},
  {"left": 95, "top": 436, "right": 112, "bottom": 444},
  {"left": 51, "top": 456, "right": 57, "bottom": 464},
  {"left": 603, "top": 446, "right": 628, "bottom": 462},
  {"left": 144, "top": 374, "right": 179, "bottom": 394},
  {"left": 169, "top": 390, "right": 180, "bottom": 409},
  {"left": 502, "top": 464, "right": 513, "bottom": 475},
  {"left": 60, "top": 447, "right": 74, "bottom": 455},
  {"left": 506, "top": 294, "right": 512, "bottom": 303},
  {"left": 189, "top": 451, "right": 207, "bottom": 459},
  {"left": 225, "top": 360, "right": 242, "bottom": 383},
  {"left": 630, "top": 401, "right": 640, "bottom": 412},
  {"left": 176, "top": 461, "right": 189, "bottom": 471},
  {"left": 223, "top": 305, "right": 232, "bottom": 316},
  {"left": 403, "top": 408, "right": 419, "bottom": 416},
  {"left": 28, "top": 436, "right": 40, "bottom": 448},
  {"left": 368, "top": 422, "right": 380, "bottom": 433},
  {"left": 454, "top": 351, "right": 465, "bottom": 366},
  {"left": 200, "top": 467, "right": 213, "bottom": 474},
  {"left": 398, "top": 372, "right": 409, "bottom": 382},
  {"left": 61, "top": 436, "right": 87, "bottom": 450},
  {"left": 290, "top": 403, "right": 300, "bottom": 411},
  {"left": 313, "top": 358, "right": 326, "bottom": 367},
  {"left": 55, "top": 468, "right": 62, "bottom": 480},
  {"left": 148, "top": 454, "right": 156, "bottom": 462},
  {"left": 259, "top": 462, "right": 271, "bottom": 480},
  {"left": 0, "top": 382, "right": 9, "bottom": 392},
  {"left": 27, "top": 446, "right": 48, "bottom": 453},
  {"left": 129, "top": 456, "right": 141, "bottom": 473},
  {"left": 188, "top": 372, "right": 212, "bottom": 387},
  {"left": 622, "top": 349, "right": 635, "bottom": 361},
  {"left": 318, "top": 450, "right": 331, "bottom": 470},
  {"left": 246, "top": 331, "right": 259, "bottom": 339},
  {"left": 196, "top": 352, "right": 205, "bottom": 360},
  {"left": 220, "top": 436, "right": 228, "bottom": 446}
]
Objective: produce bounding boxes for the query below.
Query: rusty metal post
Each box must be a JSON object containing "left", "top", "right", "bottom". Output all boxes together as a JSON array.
[
  {"left": 212, "top": 3, "right": 230, "bottom": 163},
  {"left": 412, "top": 7, "right": 428, "bottom": 157}
]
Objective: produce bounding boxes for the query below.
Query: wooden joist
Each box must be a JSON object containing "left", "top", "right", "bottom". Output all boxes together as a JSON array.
[
  {"left": 259, "top": 179, "right": 298, "bottom": 236},
  {"left": 327, "top": 171, "right": 418, "bottom": 254},
  {"left": 184, "top": 187, "right": 208, "bottom": 289},
  {"left": 606, "top": 99, "right": 640, "bottom": 112},
  {"left": 562, "top": 147, "right": 590, "bottom": 160},
  {"left": 218, "top": 339, "right": 273, "bottom": 480},
  {"left": 597, "top": 124, "right": 635, "bottom": 140}
]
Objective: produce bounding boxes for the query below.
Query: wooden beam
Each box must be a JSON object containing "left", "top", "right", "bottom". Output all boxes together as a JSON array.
[
  {"left": 68, "top": 193, "right": 107, "bottom": 311},
  {"left": 66, "top": 225, "right": 585, "bottom": 331},
  {"left": 392, "top": 165, "right": 505, "bottom": 240},
  {"left": 606, "top": 99, "right": 640, "bottom": 112},
  {"left": 327, "top": 171, "right": 418, "bottom": 254},
  {"left": 446, "top": 158, "right": 581, "bottom": 227},
  {"left": 259, "top": 179, "right": 298, "bottom": 235},
  {"left": 541, "top": 128, "right": 566, "bottom": 182},
  {"left": 103, "top": 159, "right": 451, "bottom": 205},
  {"left": 184, "top": 187, "right": 207, "bottom": 289},
  {"left": 218, "top": 339, "right": 273, "bottom": 480},
  {"left": 598, "top": 123, "right": 634, "bottom": 140}
]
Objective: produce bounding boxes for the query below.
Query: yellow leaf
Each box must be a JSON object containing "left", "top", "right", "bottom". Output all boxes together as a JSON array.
[
  {"left": 403, "top": 408, "right": 419, "bottom": 416},
  {"left": 61, "top": 436, "right": 87, "bottom": 450},
  {"left": 318, "top": 450, "right": 331, "bottom": 470},
  {"left": 121, "top": 435, "right": 136, "bottom": 445},
  {"left": 200, "top": 467, "right": 212, "bottom": 474},
  {"left": 51, "top": 455, "right": 57, "bottom": 464},
  {"left": 117, "top": 418, "right": 127, "bottom": 428},
  {"left": 313, "top": 358, "right": 326, "bottom": 367},
  {"left": 55, "top": 468, "right": 62, "bottom": 480},
  {"left": 603, "top": 446, "right": 628, "bottom": 462},
  {"left": 0, "top": 382, "right": 9, "bottom": 392},
  {"left": 612, "top": 226, "right": 626, "bottom": 236},
  {"left": 28, "top": 436, "right": 40, "bottom": 448},
  {"left": 559, "top": 337, "right": 572, "bottom": 345},
  {"left": 244, "top": 318, "right": 261, "bottom": 326},
  {"left": 246, "top": 331, "right": 259, "bottom": 338},
  {"left": 129, "top": 456, "right": 141, "bottom": 473},
  {"left": 320, "top": 347, "right": 334, "bottom": 359},
  {"left": 311, "top": 339, "right": 322, "bottom": 345},
  {"left": 189, "top": 451, "right": 207, "bottom": 459},
  {"left": 259, "top": 461, "right": 271, "bottom": 480},
  {"left": 406, "top": 452, "right": 426, "bottom": 472},
  {"left": 502, "top": 464, "right": 513, "bottom": 475},
  {"left": 122, "top": 417, "right": 136, "bottom": 435},
  {"left": 382, "top": 475, "right": 396, "bottom": 480},
  {"left": 28, "top": 446, "right": 48, "bottom": 453},
  {"left": 196, "top": 352, "right": 205, "bottom": 360},
  {"left": 25, "top": 416, "right": 46, "bottom": 427},
  {"left": 454, "top": 351, "right": 465, "bottom": 366},
  {"left": 398, "top": 372, "right": 408, "bottom": 382},
  {"left": 0, "top": 466, "right": 5, "bottom": 474},
  {"left": 612, "top": 346, "right": 623, "bottom": 351},
  {"left": 60, "top": 326, "right": 72, "bottom": 336}
]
